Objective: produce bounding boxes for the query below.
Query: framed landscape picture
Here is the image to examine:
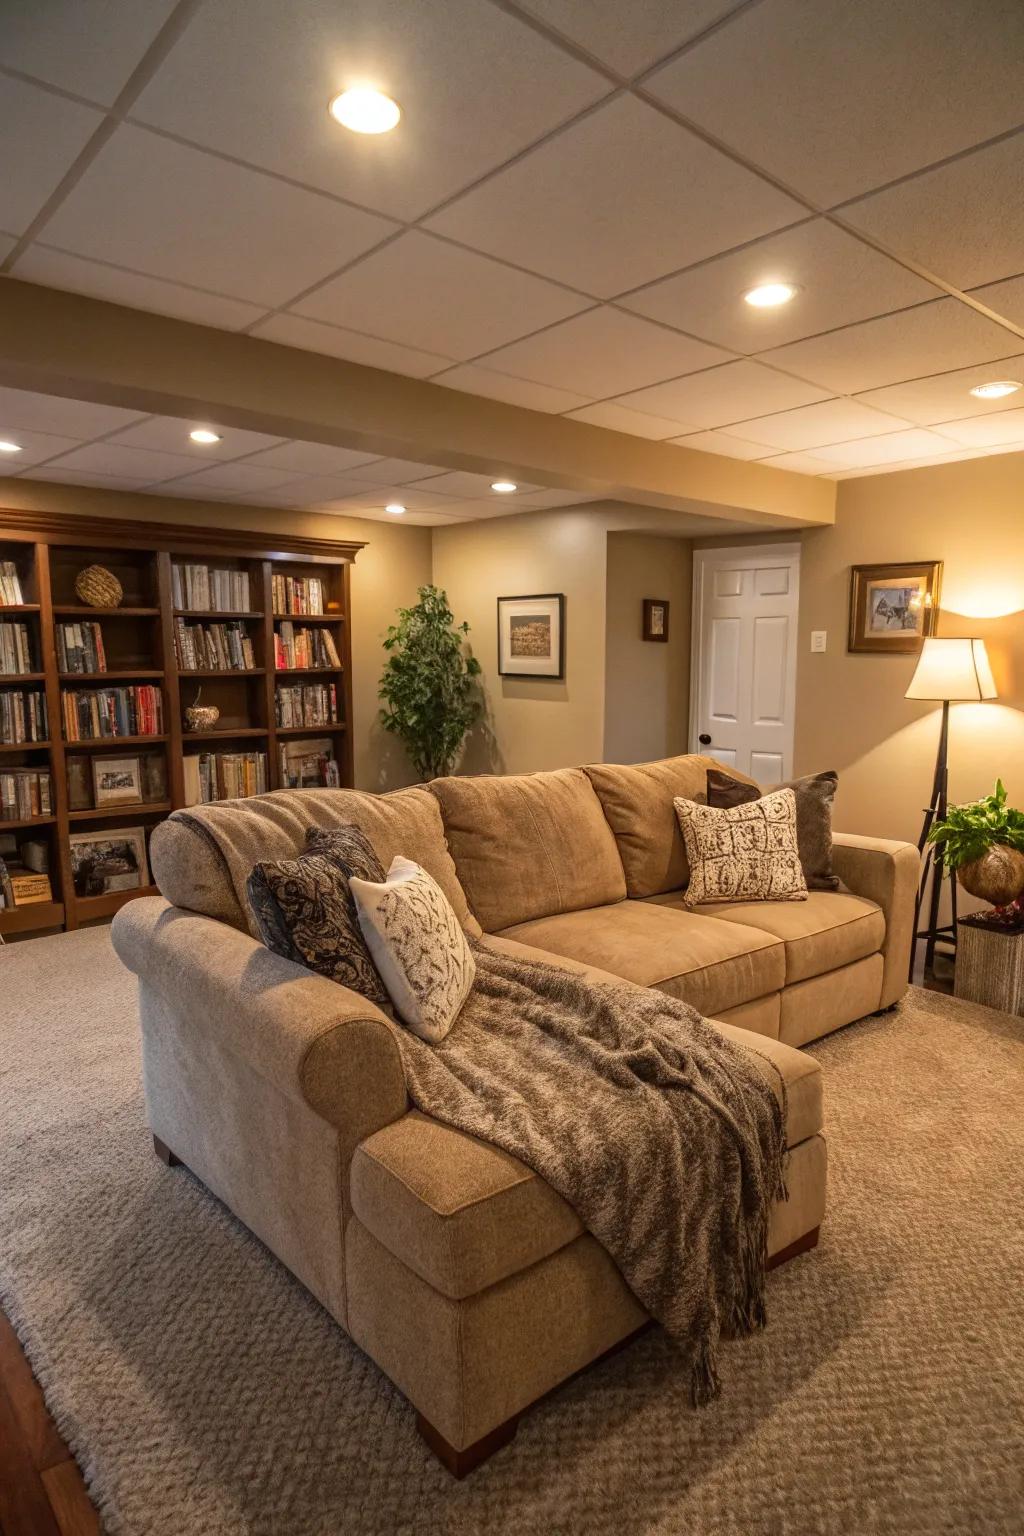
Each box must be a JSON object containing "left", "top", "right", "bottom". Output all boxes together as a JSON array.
[
  {"left": 92, "top": 754, "right": 143, "bottom": 808},
  {"left": 643, "top": 598, "right": 670, "bottom": 642},
  {"left": 848, "top": 561, "right": 942, "bottom": 654},
  {"left": 497, "top": 593, "right": 565, "bottom": 679}
]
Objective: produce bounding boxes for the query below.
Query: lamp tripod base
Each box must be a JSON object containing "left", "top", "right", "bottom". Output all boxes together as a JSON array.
[{"left": 910, "top": 698, "right": 958, "bottom": 983}]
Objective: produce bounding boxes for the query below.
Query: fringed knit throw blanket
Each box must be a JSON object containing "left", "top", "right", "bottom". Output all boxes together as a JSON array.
[{"left": 390, "top": 944, "right": 787, "bottom": 1405}]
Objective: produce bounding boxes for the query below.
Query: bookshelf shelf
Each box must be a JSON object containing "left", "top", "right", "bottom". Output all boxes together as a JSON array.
[
  {"left": 0, "top": 900, "right": 64, "bottom": 935},
  {"left": 0, "top": 740, "right": 52, "bottom": 753},
  {"left": 174, "top": 609, "right": 263, "bottom": 619},
  {"left": 65, "top": 733, "right": 169, "bottom": 748},
  {"left": 53, "top": 605, "right": 160, "bottom": 617},
  {"left": 75, "top": 885, "right": 160, "bottom": 921},
  {"left": 275, "top": 666, "right": 339, "bottom": 676},
  {"left": 275, "top": 723, "right": 347, "bottom": 736},
  {"left": 183, "top": 727, "right": 269, "bottom": 741},
  {"left": 0, "top": 673, "right": 46, "bottom": 683},
  {"left": 272, "top": 612, "right": 344, "bottom": 623},
  {"left": 68, "top": 802, "right": 173, "bottom": 823},
  {"left": 0, "top": 604, "right": 41, "bottom": 614},
  {"left": 0, "top": 815, "right": 58, "bottom": 831},
  {"left": 59, "top": 669, "right": 164, "bottom": 682},
  {"left": 179, "top": 668, "right": 266, "bottom": 678}
]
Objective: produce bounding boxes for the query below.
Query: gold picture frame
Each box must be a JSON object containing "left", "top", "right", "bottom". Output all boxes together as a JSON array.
[{"left": 848, "top": 561, "right": 942, "bottom": 654}]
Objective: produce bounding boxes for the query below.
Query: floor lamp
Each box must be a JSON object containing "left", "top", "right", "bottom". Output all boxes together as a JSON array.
[{"left": 906, "top": 636, "right": 998, "bottom": 981}]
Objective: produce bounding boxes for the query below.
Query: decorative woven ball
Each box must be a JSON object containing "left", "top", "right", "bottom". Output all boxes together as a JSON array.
[
  {"left": 185, "top": 703, "right": 221, "bottom": 732},
  {"left": 75, "top": 564, "right": 123, "bottom": 608}
]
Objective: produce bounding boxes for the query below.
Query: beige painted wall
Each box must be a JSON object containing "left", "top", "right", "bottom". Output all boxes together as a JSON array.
[
  {"left": 0, "top": 478, "right": 433, "bottom": 790},
  {"left": 603, "top": 533, "right": 692, "bottom": 763},
  {"left": 795, "top": 452, "right": 1024, "bottom": 848}
]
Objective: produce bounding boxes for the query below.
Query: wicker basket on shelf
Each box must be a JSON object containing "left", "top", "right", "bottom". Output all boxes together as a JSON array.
[{"left": 75, "top": 564, "right": 123, "bottom": 608}]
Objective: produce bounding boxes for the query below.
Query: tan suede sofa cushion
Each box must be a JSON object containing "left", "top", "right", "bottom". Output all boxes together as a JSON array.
[
  {"left": 584, "top": 755, "right": 757, "bottom": 898},
  {"left": 648, "top": 888, "right": 885, "bottom": 985},
  {"left": 430, "top": 768, "right": 626, "bottom": 933},
  {"left": 151, "top": 786, "right": 480, "bottom": 938},
  {"left": 496, "top": 899, "right": 785, "bottom": 1017}
]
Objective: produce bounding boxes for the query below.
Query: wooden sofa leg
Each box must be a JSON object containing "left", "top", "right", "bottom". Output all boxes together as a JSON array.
[
  {"left": 767, "top": 1225, "right": 819, "bottom": 1270},
  {"left": 416, "top": 1411, "right": 518, "bottom": 1478},
  {"left": 152, "top": 1135, "right": 181, "bottom": 1168}
]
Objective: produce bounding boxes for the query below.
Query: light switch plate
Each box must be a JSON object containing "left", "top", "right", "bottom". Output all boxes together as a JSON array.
[{"left": 810, "top": 630, "right": 827, "bottom": 653}]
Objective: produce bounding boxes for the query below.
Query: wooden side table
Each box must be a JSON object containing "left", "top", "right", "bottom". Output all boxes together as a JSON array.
[{"left": 954, "top": 916, "right": 1024, "bottom": 1015}]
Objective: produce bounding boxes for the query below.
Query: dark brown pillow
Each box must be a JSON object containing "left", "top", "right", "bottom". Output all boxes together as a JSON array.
[{"left": 706, "top": 769, "right": 840, "bottom": 891}]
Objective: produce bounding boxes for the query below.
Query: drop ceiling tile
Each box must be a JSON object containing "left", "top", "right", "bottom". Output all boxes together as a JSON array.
[
  {"left": 726, "top": 399, "right": 915, "bottom": 451},
  {"left": 0, "top": 428, "right": 83, "bottom": 468},
  {"left": 927, "top": 409, "right": 1024, "bottom": 448},
  {"left": 12, "top": 244, "right": 268, "bottom": 331},
  {"left": 613, "top": 359, "right": 830, "bottom": 431},
  {"left": 405, "top": 471, "right": 542, "bottom": 499},
  {"left": 237, "top": 442, "right": 381, "bottom": 477},
  {"left": 0, "top": 77, "right": 103, "bottom": 236},
  {"left": 621, "top": 219, "right": 940, "bottom": 350},
  {"left": 433, "top": 365, "right": 591, "bottom": 415},
  {"left": 646, "top": 0, "right": 1024, "bottom": 205},
  {"left": 425, "top": 95, "right": 803, "bottom": 298},
  {"left": 105, "top": 418, "right": 285, "bottom": 459},
  {"left": 565, "top": 401, "right": 690, "bottom": 438},
  {"left": 0, "top": 385, "right": 145, "bottom": 440},
  {"left": 38, "top": 441, "right": 206, "bottom": 483},
  {"left": 477, "top": 307, "right": 728, "bottom": 399},
  {"left": 310, "top": 486, "right": 458, "bottom": 512},
  {"left": 854, "top": 355, "right": 1024, "bottom": 426},
  {"left": 42, "top": 124, "right": 396, "bottom": 307},
  {"left": 349, "top": 458, "right": 452, "bottom": 486},
  {"left": 130, "top": 0, "right": 608, "bottom": 222},
  {"left": 671, "top": 430, "right": 773, "bottom": 460},
  {"left": 251, "top": 313, "right": 454, "bottom": 379},
  {"left": 810, "top": 429, "right": 961, "bottom": 468},
  {"left": 514, "top": 0, "right": 742, "bottom": 77},
  {"left": 970, "top": 274, "right": 1024, "bottom": 330},
  {"left": 158, "top": 463, "right": 302, "bottom": 494},
  {"left": 759, "top": 452, "right": 838, "bottom": 475},
  {"left": 1, "top": 0, "right": 178, "bottom": 105},
  {"left": 296, "top": 232, "right": 588, "bottom": 360},
  {"left": 841, "top": 135, "right": 1024, "bottom": 291},
  {"left": 20, "top": 466, "right": 153, "bottom": 490},
  {"left": 0, "top": 234, "right": 17, "bottom": 262},
  {"left": 759, "top": 300, "right": 1021, "bottom": 396}
]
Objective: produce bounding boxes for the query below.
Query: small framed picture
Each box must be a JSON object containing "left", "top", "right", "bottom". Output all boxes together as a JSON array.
[
  {"left": 68, "top": 828, "right": 149, "bottom": 897},
  {"left": 643, "top": 598, "right": 670, "bottom": 642},
  {"left": 848, "top": 561, "right": 943, "bottom": 654},
  {"left": 497, "top": 594, "right": 565, "bottom": 679},
  {"left": 92, "top": 755, "right": 143, "bottom": 807}
]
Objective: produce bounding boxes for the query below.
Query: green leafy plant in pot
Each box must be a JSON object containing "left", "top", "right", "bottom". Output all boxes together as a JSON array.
[
  {"left": 928, "top": 779, "right": 1024, "bottom": 914},
  {"left": 378, "top": 585, "right": 482, "bottom": 780}
]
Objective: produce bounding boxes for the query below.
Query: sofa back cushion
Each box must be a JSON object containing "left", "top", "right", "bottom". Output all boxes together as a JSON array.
[
  {"left": 429, "top": 768, "right": 626, "bottom": 932},
  {"left": 150, "top": 786, "right": 481, "bottom": 938},
  {"left": 584, "top": 755, "right": 757, "bottom": 898}
]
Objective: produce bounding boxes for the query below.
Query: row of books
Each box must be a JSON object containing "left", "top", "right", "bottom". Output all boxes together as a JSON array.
[
  {"left": 183, "top": 750, "right": 268, "bottom": 806},
  {"left": 276, "top": 682, "right": 339, "bottom": 728},
  {"left": 0, "top": 689, "right": 48, "bottom": 744},
  {"left": 1, "top": 767, "right": 53, "bottom": 821},
  {"left": 62, "top": 686, "right": 164, "bottom": 741},
  {"left": 172, "top": 564, "right": 253, "bottom": 614},
  {"left": 274, "top": 623, "right": 341, "bottom": 671},
  {"left": 0, "top": 621, "right": 34, "bottom": 676},
  {"left": 0, "top": 561, "right": 26, "bottom": 606},
  {"left": 174, "top": 619, "right": 256, "bottom": 673},
  {"left": 272, "top": 574, "right": 326, "bottom": 615},
  {"left": 279, "top": 737, "right": 340, "bottom": 789},
  {"left": 56, "top": 621, "right": 107, "bottom": 674}
]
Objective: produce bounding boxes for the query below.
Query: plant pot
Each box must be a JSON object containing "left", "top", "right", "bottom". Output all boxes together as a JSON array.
[{"left": 957, "top": 844, "right": 1024, "bottom": 907}]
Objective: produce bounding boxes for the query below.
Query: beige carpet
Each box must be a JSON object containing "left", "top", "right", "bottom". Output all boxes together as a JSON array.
[{"left": 2, "top": 928, "right": 1023, "bottom": 1536}]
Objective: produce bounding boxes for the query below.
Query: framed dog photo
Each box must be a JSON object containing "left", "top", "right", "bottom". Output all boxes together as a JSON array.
[
  {"left": 848, "top": 561, "right": 942, "bottom": 654},
  {"left": 92, "top": 754, "right": 143, "bottom": 808},
  {"left": 497, "top": 594, "right": 565, "bottom": 679},
  {"left": 642, "top": 598, "right": 670, "bottom": 642}
]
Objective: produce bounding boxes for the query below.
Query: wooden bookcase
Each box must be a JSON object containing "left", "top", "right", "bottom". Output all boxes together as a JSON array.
[{"left": 0, "top": 509, "right": 363, "bottom": 937}]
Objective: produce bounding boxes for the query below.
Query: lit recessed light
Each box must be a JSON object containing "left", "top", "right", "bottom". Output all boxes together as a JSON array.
[
  {"left": 329, "top": 88, "right": 401, "bottom": 135},
  {"left": 189, "top": 428, "right": 222, "bottom": 445},
  {"left": 743, "top": 282, "right": 799, "bottom": 309},
  {"left": 969, "top": 380, "right": 1022, "bottom": 400},
  {"left": 490, "top": 479, "right": 518, "bottom": 493},
  {"left": 385, "top": 502, "right": 406, "bottom": 515},
  {"left": 0, "top": 440, "right": 22, "bottom": 454}
]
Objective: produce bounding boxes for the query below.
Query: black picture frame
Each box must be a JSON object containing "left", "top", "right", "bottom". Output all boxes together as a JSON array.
[
  {"left": 642, "top": 598, "right": 670, "bottom": 642},
  {"left": 497, "top": 593, "right": 565, "bottom": 679}
]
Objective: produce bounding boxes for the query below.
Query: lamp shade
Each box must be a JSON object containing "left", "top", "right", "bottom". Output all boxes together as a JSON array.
[{"left": 905, "top": 637, "right": 997, "bottom": 701}]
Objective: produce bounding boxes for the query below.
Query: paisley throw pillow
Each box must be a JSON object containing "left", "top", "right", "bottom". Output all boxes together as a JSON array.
[
  {"left": 674, "top": 787, "right": 808, "bottom": 907},
  {"left": 305, "top": 822, "right": 386, "bottom": 882}
]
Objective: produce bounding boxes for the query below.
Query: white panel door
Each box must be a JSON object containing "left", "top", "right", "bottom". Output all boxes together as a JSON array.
[{"left": 691, "top": 545, "right": 800, "bottom": 780}]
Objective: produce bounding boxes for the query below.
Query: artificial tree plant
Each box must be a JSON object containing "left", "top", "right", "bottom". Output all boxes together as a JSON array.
[
  {"left": 378, "top": 584, "right": 482, "bottom": 780},
  {"left": 928, "top": 779, "right": 1024, "bottom": 913}
]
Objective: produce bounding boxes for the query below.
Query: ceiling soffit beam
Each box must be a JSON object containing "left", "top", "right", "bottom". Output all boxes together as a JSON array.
[{"left": 0, "top": 279, "right": 834, "bottom": 527}]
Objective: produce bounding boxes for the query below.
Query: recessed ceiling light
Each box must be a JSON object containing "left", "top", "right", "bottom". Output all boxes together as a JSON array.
[
  {"left": 969, "top": 380, "right": 1022, "bottom": 400},
  {"left": 490, "top": 480, "right": 518, "bottom": 493},
  {"left": 189, "top": 428, "right": 221, "bottom": 444},
  {"left": 329, "top": 88, "right": 401, "bottom": 135},
  {"left": 743, "top": 282, "right": 799, "bottom": 309},
  {"left": 385, "top": 502, "right": 406, "bottom": 515},
  {"left": 0, "top": 440, "right": 22, "bottom": 454}
]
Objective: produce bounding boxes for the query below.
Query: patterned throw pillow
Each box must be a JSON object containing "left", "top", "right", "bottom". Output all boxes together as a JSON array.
[
  {"left": 305, "top": 822, "right": 386, "bottom": 882},
  {"left": 350, "top": 856, "right": 476, "bottom": 1043},
  {"left": 673, "top": 788, "right": 808, "bottom": 907}
]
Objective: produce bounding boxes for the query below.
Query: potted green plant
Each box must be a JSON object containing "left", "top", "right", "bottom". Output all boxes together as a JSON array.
[
  {"left": 928, "top": 779, "right": 1024, "bottom": 911},
  {"left": 378, "top": 585, "right": 482, "bottom": 780}
]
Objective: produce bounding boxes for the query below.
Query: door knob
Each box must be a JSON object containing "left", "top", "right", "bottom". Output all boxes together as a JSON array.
[{"left": 698, "top": 733, "right": 712, "bottom": 746}]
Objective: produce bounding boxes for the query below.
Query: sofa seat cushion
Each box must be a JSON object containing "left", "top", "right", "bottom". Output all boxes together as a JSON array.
[
  {"left": 654, "top": 889, "right": 885, "bottom": 984},
  {"left": 497, "top": 900, "right": 785, "bottom": 1017},
  {"left": 351, "top": 1110, "right": 584, "bottom": 1300}
]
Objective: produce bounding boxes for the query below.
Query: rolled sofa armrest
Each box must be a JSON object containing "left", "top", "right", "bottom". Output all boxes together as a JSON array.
[{"left": 831, "top": 833, "right": 920, "bottom": 1007}]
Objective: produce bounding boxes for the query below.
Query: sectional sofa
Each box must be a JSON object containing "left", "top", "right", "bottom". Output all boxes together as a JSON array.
[{"left": 111, "top": 753, "right": 918, "bottom": 1474}]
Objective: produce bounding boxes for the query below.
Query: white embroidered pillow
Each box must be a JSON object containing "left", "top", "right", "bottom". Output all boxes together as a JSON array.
[
  {"left": 350, "top": 856, "right": 476, "bottom": 1042},
  {"left": 673, "top": 787, "right": 808, "bottom": 907}
]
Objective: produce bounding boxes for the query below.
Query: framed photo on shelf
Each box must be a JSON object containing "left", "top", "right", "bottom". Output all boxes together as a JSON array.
[
  {"left": 68, "top": 828, "right": 150, "bottom": 897},
  {"left": 497, "top": 594, "right": 565, "bottom": 679},
  {"left": 91, "top": 755, "right": 143, "bottom": 808},
  {"left": 848, "top": 561, "right": 942, "bottom": 654},
  {"left": 642, "top": 598, "right": 670, "bottom": 642}
]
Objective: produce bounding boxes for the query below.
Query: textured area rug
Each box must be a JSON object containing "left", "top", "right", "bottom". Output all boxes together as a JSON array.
[{"left": 2, "top": 928, "right": 1023, "bottom": 1536}]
